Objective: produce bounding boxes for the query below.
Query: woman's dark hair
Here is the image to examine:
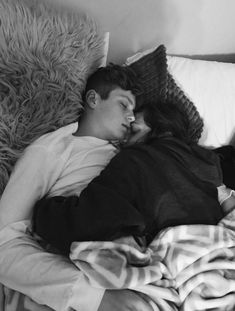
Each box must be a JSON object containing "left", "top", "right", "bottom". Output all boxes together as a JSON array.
[
  {"left": 83, "top": 64, "right": 143, "bottom": 109},
  {"left": 140, "top": 101, "right": 192, "bottom": 144}
]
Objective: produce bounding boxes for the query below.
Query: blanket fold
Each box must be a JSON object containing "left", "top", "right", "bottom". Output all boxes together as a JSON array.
[
  {"left": 70, "top": 209, "right": 235, "bottom": 310},
  {"left": 1, "top": 210, "right": 235, "bottom": 310}
]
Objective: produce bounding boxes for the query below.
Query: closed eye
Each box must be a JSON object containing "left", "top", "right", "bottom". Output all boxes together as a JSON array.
[{"left": 120, "top": 102, "right": 128, "bottom": 109}]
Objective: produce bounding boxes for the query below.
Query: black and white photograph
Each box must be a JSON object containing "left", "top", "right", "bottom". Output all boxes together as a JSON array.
[{"left": 0, "top": 1, "right": 235, "bottom": 310}]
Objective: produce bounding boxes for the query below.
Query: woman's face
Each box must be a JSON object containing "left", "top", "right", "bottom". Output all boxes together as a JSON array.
[{"left": 127, "top": 111, "right": 151, "bottom": 144}]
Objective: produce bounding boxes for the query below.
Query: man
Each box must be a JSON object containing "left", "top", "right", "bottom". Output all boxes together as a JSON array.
[
  {"left": 0, "top": 64, "right": 153, "bottom": 311},
  {"left": 33, "top": 101, "right": 225, "bottom": 255}
]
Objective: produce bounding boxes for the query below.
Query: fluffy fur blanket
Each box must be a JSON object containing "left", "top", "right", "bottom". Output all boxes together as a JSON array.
[{"left": 0, "top": 0, "right": 104, "bottom": 196}]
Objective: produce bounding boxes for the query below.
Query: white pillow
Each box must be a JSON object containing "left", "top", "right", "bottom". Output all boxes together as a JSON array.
[
  {"left": 167, "top": 56, "right": 235, "bottom": 148},
  {"left": 126, "top": 46, "right": 235, "bottom": 148}
]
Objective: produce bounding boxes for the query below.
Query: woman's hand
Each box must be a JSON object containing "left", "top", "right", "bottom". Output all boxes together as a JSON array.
[{"left": 218, "top": 184, "right": 235, "bottom": 215}]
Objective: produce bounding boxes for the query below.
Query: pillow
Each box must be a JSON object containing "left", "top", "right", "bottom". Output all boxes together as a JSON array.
[
  {"left": 126, "top": 45, "right": 204, "bottom": 144},
  {"left": 0, "top": 0, "right": 105, "bottom": 195},
  {"left": 127, "top": 45, "right": 168, "bottom": 104},
  {"left": 100, "top": 32, "right": 110, "bottom": 67},
  {"left": 167, "top": 55, "right": 235, "bottom": 148}
]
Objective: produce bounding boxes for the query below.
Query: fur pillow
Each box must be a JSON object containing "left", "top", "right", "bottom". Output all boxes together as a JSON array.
[{"left": 0, "top": 0, "right": 105, "bottom": 196}]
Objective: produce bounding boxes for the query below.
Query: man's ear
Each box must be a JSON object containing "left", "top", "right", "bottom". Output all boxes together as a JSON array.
[{"left": 85, "top": 90, "right": 99, "bottom": 109}]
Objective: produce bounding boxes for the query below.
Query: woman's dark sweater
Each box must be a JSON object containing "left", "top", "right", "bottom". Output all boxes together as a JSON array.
[{"left": 33, "top": 137, "right": 224, "bottom": 255}]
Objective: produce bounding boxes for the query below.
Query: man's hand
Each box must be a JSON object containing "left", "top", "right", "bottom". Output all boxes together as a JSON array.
[{"left": 98, "top": 289, "right": 154, "bottom": 311}]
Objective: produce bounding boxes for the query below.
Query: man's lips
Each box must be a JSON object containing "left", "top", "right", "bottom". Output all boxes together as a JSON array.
[{"left": 122, "top": 124, "right": 131, "bottom": 132}]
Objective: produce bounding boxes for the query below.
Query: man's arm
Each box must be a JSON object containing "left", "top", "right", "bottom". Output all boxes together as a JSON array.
[
  {"left": 0, "top": 122, "right": 78, "bottom": 230},
  {"left": 98, "top": 290, "right": 154, "bottom": 311},
  {"left": 0, "top": 126, "right": 153, "bottom": 311},
  {"left": 34, "top": 149, "right": 146, "bottom": 255},
  {"left": 0, "top": 221, "right": 105, "bottom": 311},
  {"left": 0, "top": 221, "right": 153, "bottom": 311},
  {"left": 0, "top": 124, "right": 107, "bottom": 310}
]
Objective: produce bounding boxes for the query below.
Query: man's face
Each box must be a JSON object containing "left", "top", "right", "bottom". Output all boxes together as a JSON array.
[{"left": 96, "top": 88, "right": 136, "bottom": 142}]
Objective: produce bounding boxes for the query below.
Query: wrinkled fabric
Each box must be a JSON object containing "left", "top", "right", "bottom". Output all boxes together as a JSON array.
[{"left": 70, "top": 209, "right": 235, "bottom": 310}]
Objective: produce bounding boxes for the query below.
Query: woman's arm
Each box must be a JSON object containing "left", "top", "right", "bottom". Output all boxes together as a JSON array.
[{"left": 33, "top": 149, "right": 145, "bottom": 255}]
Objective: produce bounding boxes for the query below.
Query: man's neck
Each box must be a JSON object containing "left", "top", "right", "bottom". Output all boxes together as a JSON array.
[{"left": 74, "top": 116, "right": 107, "bottom": 141}]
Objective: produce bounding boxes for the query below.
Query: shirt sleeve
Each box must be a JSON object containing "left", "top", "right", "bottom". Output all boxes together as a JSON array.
[
  {"left": 0, "top": 125, "right": 78, "bottom": 230},
  {"left": 0, "top": 125, "right": 105, "bottom": 311},
  {"left": 0, "top": 220, "right": 105, "bottom": 311},
  {"left": 0, "top": 144, "right": 67, "bottom": 229},
  {"left": 34, "top": 149, "right": 146, "bottom": 255}
]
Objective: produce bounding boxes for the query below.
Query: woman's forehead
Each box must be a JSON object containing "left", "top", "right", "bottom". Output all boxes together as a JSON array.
[{"left": 134, "top": 111, "right": 145, "bottom": 120}]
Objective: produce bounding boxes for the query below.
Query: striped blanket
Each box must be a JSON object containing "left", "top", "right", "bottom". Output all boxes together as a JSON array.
[
  {"left": 70, "top": 209, "right": 235, "bottom": 310},
  {"left": 1, "top": 210, "right": 235, "bottom": 311}
]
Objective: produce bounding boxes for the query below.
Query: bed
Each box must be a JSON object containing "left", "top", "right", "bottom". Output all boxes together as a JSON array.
[{"left": 0, "top": 0, "right": 235, "bottom": 310}]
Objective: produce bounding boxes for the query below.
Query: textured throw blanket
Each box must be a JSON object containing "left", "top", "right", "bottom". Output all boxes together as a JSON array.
[
  {"left": 1, "top": 210, "right": 235, "bottom": 311},
  {"left": 70, "top": 209, "right": 235, "bottom": 311}
]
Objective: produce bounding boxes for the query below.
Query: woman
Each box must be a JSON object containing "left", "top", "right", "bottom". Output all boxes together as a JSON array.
[{"left": 33, "top": 100, "right": 229, "bottom": 253}]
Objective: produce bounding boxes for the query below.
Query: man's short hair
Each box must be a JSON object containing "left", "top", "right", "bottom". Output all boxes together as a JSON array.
[{"left": 84, "top": 64, "right": 143, "bottom": 109}]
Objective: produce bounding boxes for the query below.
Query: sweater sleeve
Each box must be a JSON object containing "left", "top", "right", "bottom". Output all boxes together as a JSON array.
[{"left": 33, "top": 149, "right": 146, "bottom": 255}]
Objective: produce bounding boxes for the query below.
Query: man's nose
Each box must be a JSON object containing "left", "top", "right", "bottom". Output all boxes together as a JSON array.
[{"left": 127, "top": 115, "right": 135, "bottom": 123}]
